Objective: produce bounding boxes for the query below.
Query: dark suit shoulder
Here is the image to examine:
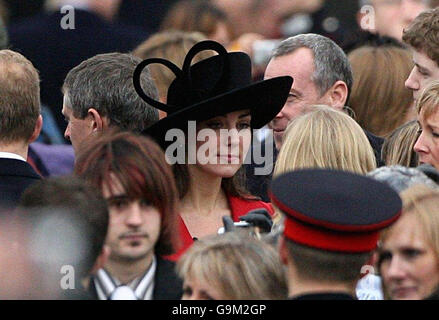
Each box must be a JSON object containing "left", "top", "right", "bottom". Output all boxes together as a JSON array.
[
  {"left": 0, "top": 158, "right": 41, "bottom": 209},
  {"left": 0, "top": 158, "right": 41, "bottom": 179},
  {"left": 244, "top": 136, "right": 277, "bottom": 202},
  {"left": 291, "top": 292, "right": 356, "bottom": 300},
  {"left": 154, "top": 257, "right": 183, "bottom": 300},
  {"left": 364, "top": 130, "right": 385, "bottom": 167}
]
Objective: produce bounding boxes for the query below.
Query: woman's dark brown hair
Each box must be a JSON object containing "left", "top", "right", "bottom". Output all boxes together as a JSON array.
[
  {"left": 74, "top": 129, "right": 181, "bottom": 255},
  {"left": 173, "top": 161, "right": 252, "bottom": 200}
]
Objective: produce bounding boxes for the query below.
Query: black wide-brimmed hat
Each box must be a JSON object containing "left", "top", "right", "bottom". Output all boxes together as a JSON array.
[
  {"left": 133, "top": 40, "right": 293, "bottom": 147},
  {"left": 269, "top": 169, "right": 402, "bottom": 253}
]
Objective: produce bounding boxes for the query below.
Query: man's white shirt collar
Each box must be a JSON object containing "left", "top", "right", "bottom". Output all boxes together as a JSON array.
[
  {"left": 0, "top": 152, "right": 26, "bottom": 162},
  {"left": 94, "top": 255, "right": 157, "bottom": 300}
]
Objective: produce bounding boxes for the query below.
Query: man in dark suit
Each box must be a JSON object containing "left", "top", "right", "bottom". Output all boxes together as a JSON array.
[
  {"left": 0, "top": 49, "right": 42, "bottom": 209},
  {"left": 7, "top": 0, "right": 149, "bottom": 135},
  {"left": 270, "top": 169, "right": 402, "bottom": 300},
  {"left": 246, "top": 33, "right": 384, "bottom": 201}
]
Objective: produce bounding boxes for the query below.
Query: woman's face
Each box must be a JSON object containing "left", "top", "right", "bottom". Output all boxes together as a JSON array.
[
  {"left": 192, "top": 109, "right": 252, "bottom": 178},
  {"left": 182, "top": 276, "right": 224, "bottom": 300},
  {"left": 379, "top": 213, "right": 439, "bottom": 300},
  {"left": 414, "top": 107, "right": 439, "bottom": 170}
]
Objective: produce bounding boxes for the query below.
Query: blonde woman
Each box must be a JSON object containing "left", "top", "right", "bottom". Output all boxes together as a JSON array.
[
  {"left": 414, "top": 80, "right": 439, "bottom": 171},
  {"left": 274, "top": 105, "right": 376, "bottom": 177},
  {"left": 378, "top": 184, "right": 439, "bottom": 300},
  {"left": 381, "top": 120, "right": 420, "bottom": 167},
  {"left": 177, "top": 231, "right": 288, "bottom": 300}
]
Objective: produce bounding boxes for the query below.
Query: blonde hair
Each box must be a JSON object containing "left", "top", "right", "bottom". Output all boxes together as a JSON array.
[
  {"left": 274, "top": 105, "right": 376, "bottom": 177},
  {"left": 416, "top": 80, "right": 439, "bottom": 120},
  {"left": 402, "top": 185, "right": 439, "bottom": 257},
  {"left": 380, "top": 184, "right": 439, "bottom": 262},
  {"left": 348, "top": 45, "right": 414, "bottom": 137},
  {"left": 177, "top": 232, "right": 288, "bottom": 300},
  {"left": 381, "top": 120, "right": 420, "bottom": 167},
  {"left": 132, "top": 31, "right": 213, "bottom": 101},
  {"left": 379, "top": 184, "right": 439, "bottom": 299},
  {"left": 0, "top": 50, "right": 41, "bottom": 143}
]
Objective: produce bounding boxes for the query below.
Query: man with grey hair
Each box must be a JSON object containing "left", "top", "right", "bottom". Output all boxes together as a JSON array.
[
  {"left": 62, "top": 52, "right": 159, "bottom": 155},
  {"left": 265, "top": 33, "right": 383, "bottom": 154},
  {"left": 246, "top": 33, "right": 383, "bottom": 201},
  {"left": 8, "top": 0, "right": 147, "bottom": 135}
]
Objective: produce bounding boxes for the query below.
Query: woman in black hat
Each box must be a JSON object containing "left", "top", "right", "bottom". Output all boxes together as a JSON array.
[{"left": 133, "top": 40, "right": 292, "bottom": 259}]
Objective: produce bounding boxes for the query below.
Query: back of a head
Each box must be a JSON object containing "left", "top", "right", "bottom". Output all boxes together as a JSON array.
[
  {"left": 74, "top": 129, "right": 180, "bottom": 256},
  {"left": 63, "top": 52, "right": 159, "bottom": 133},
  {"left": 348, "top": 45, "right": 415, "bottom": 136},
  {"left": 270, "top": 169, "right": 402, "bottom": 288},
  {"left": 272, "top": 33, "right": 353, "bottom": 96},
  {"left": 0, "top": 49, "right": 40, "bottom": 145},
  {"left": 177, "top": 232, "right": 287, "bottom": 300},
  {"left": 284, "top": 241, "right": 372, "bottom": 285},
  {"left": 403, "top": 7, "right": 439, "bottom": 66},
  {"left": 381, "top": 120, "right": 420, "bottom": 167},
  {"left": 132, "top": 30, "right": 212, "bottom": 100},
  {"left": 274, "top": 105, "right": 377, "bottom": 176},
  {"left": 19, "top": 176, "right": 109, "bottom": 280}
]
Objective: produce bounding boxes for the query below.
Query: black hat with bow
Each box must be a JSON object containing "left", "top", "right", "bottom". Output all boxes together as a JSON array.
[{"left": 133, "top": 40, "right": 293, "bottom": 147}]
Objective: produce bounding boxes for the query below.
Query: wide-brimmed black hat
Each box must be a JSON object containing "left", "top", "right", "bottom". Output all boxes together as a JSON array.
[{"left": 133, "top": 40, "right": 293, "bottom": 147}]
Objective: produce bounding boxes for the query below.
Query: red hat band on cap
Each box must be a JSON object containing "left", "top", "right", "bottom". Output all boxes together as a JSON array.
[{"left": 283, "top": 217, "right": 380, "bottom": 253}]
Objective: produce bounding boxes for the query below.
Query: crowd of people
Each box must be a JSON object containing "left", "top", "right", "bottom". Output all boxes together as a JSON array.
[{"left": 1, "top": 0, "right": 439, "bottom": 301}]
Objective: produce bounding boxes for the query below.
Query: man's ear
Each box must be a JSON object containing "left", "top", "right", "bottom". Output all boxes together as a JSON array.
[
  {"left": 325, "top": 80, "right": 348, "bottom": 111},
  {"left": 88, "top": 108, "right": 109, "bottom": 132},
  {"left": 89, "top": 245, "right": 110, "bottom": 275},
  {"left": 28, "top": 115, "right": 43, "bottom": 144}
]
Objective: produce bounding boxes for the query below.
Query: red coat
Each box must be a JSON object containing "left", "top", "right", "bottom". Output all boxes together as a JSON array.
[{"left": 165, "top": 196, "right": 274, "bottom": 261}]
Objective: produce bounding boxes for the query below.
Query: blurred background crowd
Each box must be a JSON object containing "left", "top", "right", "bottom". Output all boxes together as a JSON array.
[
  {"left": 0, "top": 0, "right": 429, "bottom": 146},
  {"left": 2, "top": 0, "right": 439, "bottom": 302}
]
